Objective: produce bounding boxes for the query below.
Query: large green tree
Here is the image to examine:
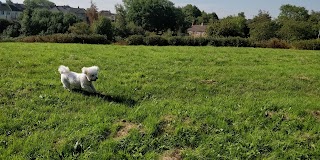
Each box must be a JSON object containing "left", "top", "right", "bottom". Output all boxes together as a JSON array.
[
  {"left": 182, "top": 4, "right": 201, "bottom": 24},
  {"left": 123, "top": 0, "right": 179, "bottom": 33},
  {"left": 249, "top": 11, "right": 278, "bottom": 40},
  {"left": 207, "top": 14, "right": 248, "bottom": 37},
  {"left": 92, "top": 16, "right": 113, "bottom": 40},
  {"left": 23, "top": 0, "right": 55, "bottom": 9},
  {"left": 278, "top": 4, "right": 309, "bottom": 22},
  {"left": 277, "top": 4, "right": 313, "bottom": 41}
]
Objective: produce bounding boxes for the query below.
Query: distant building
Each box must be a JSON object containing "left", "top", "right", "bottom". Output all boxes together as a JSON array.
[
  {"left": 187, "top": 24, "right": 207, "bottom": 37},
  {"left": 0, "top": 2, "right": 24, "bottom": 20},
  {"left": 50, "top": 5, "right": 87, "bottom": 21},
  {"left": 99, "top": 10, "right": 115, "bottom": 22}
]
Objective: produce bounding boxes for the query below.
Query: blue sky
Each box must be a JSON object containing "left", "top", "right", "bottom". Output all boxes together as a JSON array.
[{"left": 8, "top": 0, "right": 320, "bottom": 19}]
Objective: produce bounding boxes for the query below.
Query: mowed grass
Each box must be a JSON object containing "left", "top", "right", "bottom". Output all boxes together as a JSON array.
[{"left": 1, "top": 43, "right": 320, "bottom": 159}]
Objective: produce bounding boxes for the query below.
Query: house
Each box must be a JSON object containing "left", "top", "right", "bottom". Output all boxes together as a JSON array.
[
  {"left": 50, "top": 5, "right": 87, "bottom": 21},
  {"left": 187, "top": 24, "right": 207, "bottom": 37},
  {"left": 99, "top": 10, "right": 115, "bottom": 22},
  {"left": 0, "top": 2, "right": 24, "bottom": 20}
]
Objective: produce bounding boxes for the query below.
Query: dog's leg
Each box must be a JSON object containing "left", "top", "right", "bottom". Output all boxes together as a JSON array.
[{"left": 61, "top": 78, "right": 71, "bottom": 91}]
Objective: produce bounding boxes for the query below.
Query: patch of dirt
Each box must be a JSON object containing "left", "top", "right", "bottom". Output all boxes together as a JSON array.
[
  {"left": 161, "top": 149, "right": 182, "bottom": 160},
  {"left": 160, "top": 115, "right": 176, "bottom": 134},
  {"left": 293, "top": 75, "right": 312, "bottom": 81},
  {"left": 200, "top": 79, "right": 218, "bottom": 85},
  {"left": 311, "top": 110, "right": 320, "bottom": 120},
  {"left": 115, "top": 120, "right": 143, "bottom": 139},
  {"left": 265, "top": 111, "right": 276, "bottom": 118}
]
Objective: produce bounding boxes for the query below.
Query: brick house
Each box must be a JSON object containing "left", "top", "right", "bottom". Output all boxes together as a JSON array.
[{"left": 187, "top": 24, "right": 207, "bottom": 37}]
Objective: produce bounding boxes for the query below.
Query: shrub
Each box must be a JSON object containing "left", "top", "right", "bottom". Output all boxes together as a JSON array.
[
  {"left": 167, "top": 36, "right": 184, "bottom": 46},
  {"left": 254, "top": 38, "right": 291, "bottom": 49},
  {"left": 144, "top": 35, "right": 168, "bottom": 46},
  {"left": 291, "top": 39, "right": 320, "bottom": 50},
  {"left": 18, "top": 34, "right": 110, "bottom": 44},
  {"left": 126, "top": 35, "right": 145, "bottom": 45},
  {"left": 193, "top": 37, "right": 209, "bottom": 46}
]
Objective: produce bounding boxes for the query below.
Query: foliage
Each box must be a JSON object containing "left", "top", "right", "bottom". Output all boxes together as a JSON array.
[
  {"left": 2, "top": 21, "right": 21, "bottom": 37},
  {"left": 291, "top": 39, "right": 320, "bottom": 50},
  {"left": 278, "top": 4, "right": 309, "bottom": 22},
  {"left": 68, "top": 22, "right": 91, "bottom": 35},
  {"left": 23, "top": 0, "right": 55, "bottom": 9},
  {"left": 207, "top": 14, "right": 248, "bottom": 38},
  {"left": 126, "top": 35, "right": 145, "bottom": 45},
  {"left": 1, "top": 44, "right": 320, "bottom": 159},
  {"left": 92, "top": 16, "right": 113, "bottom": 41},
  {"left": 20, "top": 8, "right": 80, "bottom": 36},
  {"left": 86, "top": 0, "right": 99, "bottom": 25},
  {"left": 254, "top": 38, "right": 291, "bottom": 49},
  {"left": 182, "top": 4, "right": 202, "bottom": 24},
  {"left": 18, "top": 34, "right": 110, "bottom": 44},
  {"left": 124, "top": 0, "right": 179, "bottom": 32},
  {"left": 0, "top": 19, "right": 12, "bottom": 34},
  {"left": 249, "top": 11, "right": 278, "bottom": 41},
  {"left": 277, "top": 20, "right": 314, "bottom": 41},
  {"left": 144, "top": 35, "right": 168, "bottom": 46}
]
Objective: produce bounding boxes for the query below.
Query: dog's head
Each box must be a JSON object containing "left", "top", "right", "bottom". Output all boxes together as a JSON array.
[{"left": 82, "top": 66, "right": 99, "bottom": 81}]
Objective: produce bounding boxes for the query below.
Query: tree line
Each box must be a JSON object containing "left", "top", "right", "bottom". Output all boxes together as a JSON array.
[{"left": 1, "top": 0, "right": 320, "bottom": 42}]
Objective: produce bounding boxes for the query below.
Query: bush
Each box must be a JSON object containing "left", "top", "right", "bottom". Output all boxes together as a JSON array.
[
  {"left": 144, "top": 35, "right": 168, "bottom": 46},
  {"left": 291, "top": 39, "right": 320, "bottom": 50},
  {"left": 18, "top": 34, "right": 110, "bottom": 44},
  {"left": 254, "top": 38, "right": 291, "bottom": 49},
  {"left": 126, "top": 35, "right": 145, "bottom": 45},
  {"left": 167, "top": 36, "right": 184, "bottom": 46}
]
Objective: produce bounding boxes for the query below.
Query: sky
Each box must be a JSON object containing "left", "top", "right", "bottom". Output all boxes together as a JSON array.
[{"left": 5, "top": 0, "right": 320, "bottom": 19}]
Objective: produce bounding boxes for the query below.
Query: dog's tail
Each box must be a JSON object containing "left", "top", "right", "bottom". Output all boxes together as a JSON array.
[{"left": 58, "top": 65, "right": 70, "bottom": 74}]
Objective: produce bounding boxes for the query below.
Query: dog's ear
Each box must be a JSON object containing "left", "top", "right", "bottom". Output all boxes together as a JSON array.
[
  {"left": 94, "top": 66, "right": 99, "bottom": 71},
  {"left": 82, "top": 67, "right": 87, "bottom": 74}
]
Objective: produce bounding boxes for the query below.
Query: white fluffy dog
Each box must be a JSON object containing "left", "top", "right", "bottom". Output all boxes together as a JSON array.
[{"left": 58, "top": 65, "right": 99, "bottom": 93}]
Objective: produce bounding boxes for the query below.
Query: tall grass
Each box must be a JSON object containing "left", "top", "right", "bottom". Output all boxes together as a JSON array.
[{"left": 1, "top": 43, "right": 320, "bottom": 159}]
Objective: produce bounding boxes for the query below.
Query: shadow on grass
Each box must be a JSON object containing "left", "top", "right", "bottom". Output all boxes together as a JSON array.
[{"left": 72, "top": 89, "right": 137, "bottom": 107}]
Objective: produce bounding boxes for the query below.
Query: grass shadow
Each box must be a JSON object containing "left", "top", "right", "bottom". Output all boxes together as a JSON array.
[{"left": 72, "top": 89, "right": 137, "bottom": 107}]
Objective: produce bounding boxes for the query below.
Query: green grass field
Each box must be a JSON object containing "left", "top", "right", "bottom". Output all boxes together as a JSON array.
[{"left": 1, "top": 43, "right": 320, "bottom": 159}]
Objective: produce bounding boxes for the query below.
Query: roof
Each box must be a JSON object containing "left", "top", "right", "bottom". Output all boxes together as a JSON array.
[
  {"left": 0, "top": 3, "right": 11, "bottom": 11},
  {"left": 8, "top": 4, "right": 20, "bottom": 11},
  {"left": 187, "top": 25, "right": 207, "bottom": 32},
  {"left": 50, "top": 5, "right": 86, "bottom": 14},
  {"left": 14, "top": 3, "right": 25, "bottom": 11},
  {"left": 100, "top": 10, "right": 115, "bottom": 16}
]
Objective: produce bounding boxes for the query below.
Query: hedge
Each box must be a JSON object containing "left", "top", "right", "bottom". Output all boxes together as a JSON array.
[{"left": 18, "top": 34, "right": 110, "bottom": 44}]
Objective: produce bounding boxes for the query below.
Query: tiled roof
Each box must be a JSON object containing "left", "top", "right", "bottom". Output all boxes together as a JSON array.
[
  {"left": 0, "top": 3, "right": 11, "bottom": 11},
  {"left": 187, "top": 25, "right": 207, "bottom": 32}
]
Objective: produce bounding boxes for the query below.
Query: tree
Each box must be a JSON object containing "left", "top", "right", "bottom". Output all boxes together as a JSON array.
[
  {"left": 23, "top": 0, "right": 55, "bottom": 9},
  {"left": 249, "top": 10, "right": 278, "bottom": 40},
  {"left": 277, "top": 4, "right": 313, "bottom": 41},
  {"left": 114, "top": 4, "right": 128, "bottom": 37},
  {"left": 207, "top": 14, "right": 248, "bottom": 37},
  {"left": 68, "top": 22, "right": 91, "bottom": 35},
  {"left": 277, "top": 20, "right": 313, "bottom": 41},
  {"left": 309, "top": 11, "right": 320, "bottom": 39},
  {"left": 20, "top": 8, "right": 33, "bottom": 35},
  {"left": 182, "top": 4, "right": 201, "bottom": 24},
  {"left": 86, "top": 0, "right": 99, "bottom": 25},
  {"left": 197, "top": 11, "right": 219, "bottom": 24},
  {"left": 124, "top": 0, "right": 178, "bottom": 33},
  {"left": 92, "top": 16, "right": 113, "bottom": 40},
  {"left": 278, "top": 4, "right": 309, "bottom": 22}
]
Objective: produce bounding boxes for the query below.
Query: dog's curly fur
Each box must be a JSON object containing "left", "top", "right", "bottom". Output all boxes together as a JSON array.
[{"left": 58, "top": 65, "right": 99, "bottom": 93}]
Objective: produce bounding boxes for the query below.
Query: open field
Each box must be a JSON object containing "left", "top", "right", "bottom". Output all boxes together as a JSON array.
[{"left": 1, "top": 43, "right": 320, "bottom": 159}]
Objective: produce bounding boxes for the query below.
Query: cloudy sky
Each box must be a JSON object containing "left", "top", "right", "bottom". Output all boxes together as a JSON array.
[{"left": 6, "top": 0, "right": 320, "bottom": 18}]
